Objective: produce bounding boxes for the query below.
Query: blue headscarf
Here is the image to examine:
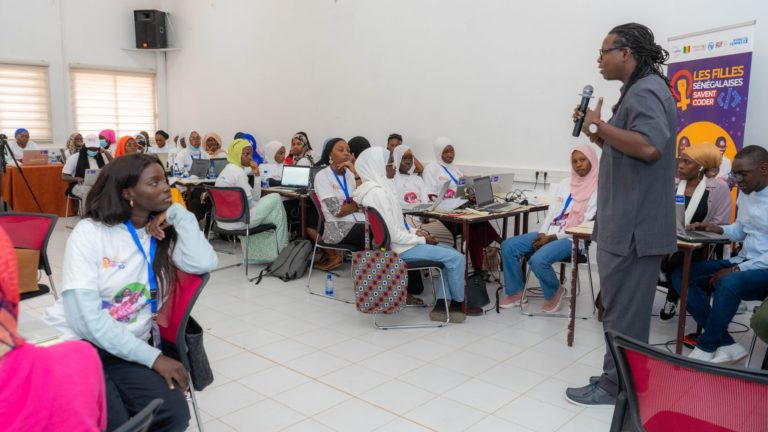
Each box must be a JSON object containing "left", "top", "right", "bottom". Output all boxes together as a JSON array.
[
  {"left": 14, "top": 128, "right": 28, "bottom": 137},
  {"left": 239, "top": 133, "right": 263, "bottom": 164}
]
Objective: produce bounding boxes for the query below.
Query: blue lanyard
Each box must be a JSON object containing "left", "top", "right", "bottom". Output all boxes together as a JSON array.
[
  {"left": 553, "top": 194, "right": 573, "bottom": 223},
  {"left": 333, "top": 169, "right": 351, "bottom": 203},
  {"left": 441, "top": 165, "right": 459, "bottom": 185},
  {"left": 125, "top": 220, "right": 158, "bottom": 314},
  {"left": 403, "top": 216, "right": 410, "bottom": 231}
]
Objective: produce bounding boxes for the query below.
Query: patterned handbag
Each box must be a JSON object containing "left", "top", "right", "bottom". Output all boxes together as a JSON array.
[{"left": 352, "top": 219, "right": 408, "bottom": 314}]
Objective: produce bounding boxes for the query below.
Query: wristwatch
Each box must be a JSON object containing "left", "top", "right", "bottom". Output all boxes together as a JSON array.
[
  {"left": 732, "top": 265, "right": 741, "bottom": 273},
  {"left": 588, "top": 119, "right": 605, "bottom": 134}
]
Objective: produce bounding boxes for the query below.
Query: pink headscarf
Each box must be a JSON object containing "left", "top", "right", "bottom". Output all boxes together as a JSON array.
[
  {"left": 98, "top": 129, "right": 116, "bottom": 146},
  {"left": 566, "top": 144, "right": 599, "bottom": 229}
]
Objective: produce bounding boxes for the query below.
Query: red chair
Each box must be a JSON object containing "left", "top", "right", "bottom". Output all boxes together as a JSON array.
[
  {"left": 157, "top": 270, "right": 210, "bottom": 432},
  {"left": 205, "top": 186, "right": 278, "bottom": 281},
  {"left": 365, "top": 207, "right": 449, "bottom": 329},
  {"left": 0, "top": 212, "right": 59, "bottom": 299},
  {"left": 305, "top": 191, "right": 364, "bottom": 304},
  {"left": 606, "top": 330, "right": 768, "bottom": 432}
]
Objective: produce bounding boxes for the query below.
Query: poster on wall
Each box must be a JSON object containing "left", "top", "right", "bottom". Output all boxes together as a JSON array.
[{"left": 667, "top": 21, "right": 755, "bottom": 180}]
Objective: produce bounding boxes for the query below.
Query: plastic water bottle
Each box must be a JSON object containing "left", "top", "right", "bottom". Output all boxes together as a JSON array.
[
  {"left": 325, "top": 273, "right": 334, "bottom": 296},
  {"left": 172, "top": 162, "right": 180, "bottom": 178},
  {"left": 208, "top": 161, "right": 216, "bottom": 180},
  {"left": 182, "top": 163, "right": 190, "bottom": 178},
  {"left": 261, "top": 168, "right": 269, "bottom": 188}
]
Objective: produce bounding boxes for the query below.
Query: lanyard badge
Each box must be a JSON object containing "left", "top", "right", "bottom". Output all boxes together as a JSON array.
[{"left": 333, "top": 169, "right": 351, "bottom": 204}]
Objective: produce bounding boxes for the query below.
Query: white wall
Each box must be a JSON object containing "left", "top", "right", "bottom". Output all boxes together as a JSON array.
[
  {"left": 163, "top": 0, "right": 768, "bottom": 177},
  {"left": 0, "top": 0, "right": 160, "bottom": 146}
]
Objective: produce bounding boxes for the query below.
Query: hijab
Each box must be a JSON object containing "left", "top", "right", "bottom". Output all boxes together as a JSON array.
[
  {"left": 66, "top": 133, "right": 82, "bottom": 155},
  {"left": 289, "top": 132, "right": 314, "bottom": 165},
  {"left": 226, "top": 139, "right": 251, "bottom": 168},
  {"left": 184, "top": 130, "right": 201, "bottom": 152},
  {"left": 355, "top": 147, "right": 390, "bottom": 188},
  {"left": 264, "top": 141, "right": 285, "bottom": 164},
  {"left": 317, "top": 138, "right": 344, "bottom": 166},
  {"left": 14, "top": 128, "right": 28, "bottom": 138},
  {"left": 98, "top": 129, "right": 116, "bottom": 146},
  {"left": 393, "top": 144, "right": 415, "bottom": 176},
  {"left": 0, "top": 227, "right": 23, "bottom": 358},
  {"left": 567, "top": 144, "right": 600, "bottom": 229},
  {"left": 114, "top": 135, "right": 133, "bottom": 157},
  {"left": 348, "top": 136, "right": 371, "bottom": 160},
  {"left": 239, "top": 133, "right": 264, "bottom": 164},
  {"left": 684, "top": 143, "right": 722, "bottom": 179},
  {"left": 203, "top": 132, "right": 224, "bottom": 156},
  {"left": 432, "top": 137, "right": 454, "bottom": 167}
]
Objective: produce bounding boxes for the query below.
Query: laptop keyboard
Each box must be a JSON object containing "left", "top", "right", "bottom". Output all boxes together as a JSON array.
[{"left": 484, "top": 202, "right": 513, "bottom": 210}]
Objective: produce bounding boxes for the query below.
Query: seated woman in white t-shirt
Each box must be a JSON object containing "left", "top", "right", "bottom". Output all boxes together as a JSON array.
[
  {"left": 173, "top": 130, "right": 210, "bottom": 173},
  {"left": 500, "top": 144, "right": 599, "bottom": 313},
  {"left": 43, "top": 154, "right": 218, "bottom": 431},
  {"left": 391, "top": 144, "right": 429, "bottom": 204},
  {"left": 5, "top": 127, "right": 39, "bottom": 160},
  {"left": 353, "top": 147, "right": 467, "bottom": 323},
  {"left": 313, "top": 138, "right": 365, "bottom": 270},
  {"left": 214, "top": 139, "right": 289, "bottom": 260},
  {"left": 203, "top": 132, "right": 227, "bottom": 159},
  {"left": 61, "top": 134, "right": 113, "bottom": 199},
  {"left": 260, "top": 140, "right": 287, "bottom": 183}
]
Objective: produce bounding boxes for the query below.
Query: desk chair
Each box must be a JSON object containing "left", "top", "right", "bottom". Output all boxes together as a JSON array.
[
  {"left": 0, "top": 212, "right": 59, "bottom": 300},
  {"left": 64, "top": 193, "right": 83, "bottom": 229},
  {"left": 607, "top": 330, "right": 768, "bottom": 432},
  {"left": 365, "top": 207, "right": 449, "bottom": 329},
  {"left": 206, "top": 186, "right": 279, "bottom": 281},
  {"left": 113, "top": 399, "right": 163, "bottom": 432},
  {"left": 157, "top": 271, "right": 210, "bottom": 432},
  {"left": 305, "top": 191, "right": 363, "bottom": 304}
]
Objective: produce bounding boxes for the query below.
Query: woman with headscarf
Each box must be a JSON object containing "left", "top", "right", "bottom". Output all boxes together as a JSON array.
[
  {"left": 659, "top": 142, "right": 733, "bottom": 320},
  {"left": 285, "top": 132, "right": 315, "bottom": 166},
  {"left": 353, "top": 147, "right": 468, "bottom": 323},
  {"left": 64, "top": 132, "right": 84, "bottom": 158},
  {"left": 6, "top": 128, "right": 38, "bottom": 160},
  {"left": 500, "top": 144, "right": 600, "bottom": 313},
  {"left": 98, "top": 129, "right": 116, "bottom": 150},
  {"left": 0, "top": 226, "right": 107, "bottom": 431},
  {"left": 61, "top": 134, "right": 111, "bottom": 199},
  {"left": 113, "top": 135, "right": 141, "bottom": 158},
  {"left": 260, "top": 140, "right": 287, "bottom": 183},
  {"left": 134, "top": 132, "right": 150, "bottom": 153},
  {"left": 391, "top": 144, "right": 429, "bottom": 204},
  {"left": 203, "top": 132, "right": 226, "bottom": 158},
  {"left": 386, "top": 133, "right": 424, "bottom": 174},
  {"left": 347, "top": 136, "right": 371, "bottom": 163},
  {"left": 215, "top": 139, "right": 289, "bottom": 262},
  {"left": 174, "top": 130, "right": 210, "bottom": 172}
]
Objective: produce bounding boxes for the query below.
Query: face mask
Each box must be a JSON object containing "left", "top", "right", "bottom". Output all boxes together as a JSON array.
[
  {"left": 99, "top": 139, "right": 109, "bottom": 148},
  {"left": 87, "top": 150, "right": 98, "bottom": 158}
]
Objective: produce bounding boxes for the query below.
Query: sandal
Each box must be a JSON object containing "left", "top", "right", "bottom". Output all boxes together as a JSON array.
[
  {"left": 316, "top": 254, "right": 343, "bottom": 271},
  {"left": 406, "top": 294, "right": 425, "bottom": 306}
]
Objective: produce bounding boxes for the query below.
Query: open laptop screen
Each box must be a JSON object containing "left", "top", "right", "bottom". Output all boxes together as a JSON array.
[
  {"left": 281, "top": 166, "right": 311, "bottom": 188},
  {"left": 474, "top": 176, "right": 494, "bottom": 207}
]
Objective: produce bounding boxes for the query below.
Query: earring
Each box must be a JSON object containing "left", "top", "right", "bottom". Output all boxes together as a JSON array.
[{"left": 129, "top": 199, "right": 134, "bottom": 207}]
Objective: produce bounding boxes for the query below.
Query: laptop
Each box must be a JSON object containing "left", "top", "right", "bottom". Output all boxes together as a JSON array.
[
  {"left": 189, "top": 158, "right": 210, "bottom": 178},
  {"left": 675, "top": 203, "right": 730, "bottom": 243},
  {"left": 276, "top": 166, "right": 311, "bottom": 191},
  {"left": 456, "top": 175, "right": 481, "bottom": 198},
  {"left": 22, "top": 150, "right": 48, "bottom": 165},
  {"left": 211, "top": 158, "right": 228, "bottom": 177},
  {"left": 473, "top": 176, "right": 522, "bottom": 212},
  {"left": 491, "top": 173, "right": 515, "bottom": 193},
  {"left": 401, "top": 181, "right": 450, "bottom": 214},
  {"left": 59, "top": 148, "right": 68, "bottom": 163},
  {"left": 153, "top": 152, "right": 169, "bottom": 170},
  {"left": 84, "top": 169, "right": 100, "bottom": 186}
]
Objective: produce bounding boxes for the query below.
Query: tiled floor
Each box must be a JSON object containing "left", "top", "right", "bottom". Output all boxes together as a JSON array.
[{"left": 19, "top": 219, "right": 767, "bottom": 432}]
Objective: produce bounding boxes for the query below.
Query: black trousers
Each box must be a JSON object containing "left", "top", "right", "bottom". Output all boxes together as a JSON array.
[{"left": 95, "top": 347, "right": 190, "bottom": 432}]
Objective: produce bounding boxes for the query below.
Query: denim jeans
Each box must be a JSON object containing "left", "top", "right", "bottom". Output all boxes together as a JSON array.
[
  {"left": 671, "top": 259, "right": 768, "bottom": 352},
  {"left": 501, "top": 232, "right": 572, "bottom": 300},
  {"left": 400, "top": 243, "right": 466, "bottom": 302}
]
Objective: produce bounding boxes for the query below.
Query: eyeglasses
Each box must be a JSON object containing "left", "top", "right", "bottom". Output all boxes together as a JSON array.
[{"left": 599, "top": 46, "right": 624, "bottom": 58}]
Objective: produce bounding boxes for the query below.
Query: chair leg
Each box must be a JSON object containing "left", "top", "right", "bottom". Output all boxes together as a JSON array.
[
  {"left": 747, "top": 332, "right": 758, "bottom": 367},
  {"left": 373, "top": 267, "right": 449, "bottom": 329},
  {"left": 47, "top": 274, "right": 59, "bottom": 300},
  {"left": 187, "top": 375, "right": 205, "bottom": 432},
  {"left": 306, "top": 242, "right": 319, "bottom": 291}
]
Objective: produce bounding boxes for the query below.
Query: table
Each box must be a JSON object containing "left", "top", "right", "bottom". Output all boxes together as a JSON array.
[
  {"left": 565, "top": 222, "right": 700, "bottom": 352},
  {"left": 173, "top": 177, "right": 215, "bottom": 203},
  {"left": 414, "top": 204, "right": 549, "bottom": 314},
  {"left": 262, "top": 187, "right": 309, "bottom": 239},
  {"left": 1, "top": 164, "right": 71, "bottom": 216}
]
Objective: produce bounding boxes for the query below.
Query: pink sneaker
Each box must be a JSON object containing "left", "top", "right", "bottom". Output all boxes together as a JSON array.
[
  {"left": 499, "top": 292, "right": 528, "bottom": 309},
  {"left": 541, "top": 286, "right": 566, "bottom": 313}
]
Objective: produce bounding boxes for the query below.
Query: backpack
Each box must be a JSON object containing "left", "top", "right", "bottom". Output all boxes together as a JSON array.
[{"left": 253, "top": 239, "right": 313, "bottom": 284}]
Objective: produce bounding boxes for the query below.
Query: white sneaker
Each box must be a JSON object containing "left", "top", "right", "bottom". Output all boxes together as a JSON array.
[
  {"left": 712, "top": 343, "right": 748, "bottom": 364},
  {"left": 688, "top": 347, "right": 715, "bottom": 362}
]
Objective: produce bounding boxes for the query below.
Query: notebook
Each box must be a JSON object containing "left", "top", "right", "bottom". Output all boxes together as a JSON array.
[{"left": 84, "top": 169, "right": 100, "bottom": 186}]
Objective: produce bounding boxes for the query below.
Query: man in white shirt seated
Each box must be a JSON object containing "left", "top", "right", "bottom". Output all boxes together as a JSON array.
[
  {"left": 5, "top": 128, "right": 39, "bottom": 160},
  {"left": 672, "top": 145, "right": 768, "bottom": 364}
]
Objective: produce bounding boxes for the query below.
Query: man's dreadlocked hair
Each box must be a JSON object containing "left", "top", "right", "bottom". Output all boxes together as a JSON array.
[{"left": 609, "top": 23, "right": 671, "bottom": 114}]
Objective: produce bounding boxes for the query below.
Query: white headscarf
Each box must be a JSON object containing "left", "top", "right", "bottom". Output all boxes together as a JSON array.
[
  {"left": 393, "top": 144, "right": 415, "bottom": 176},
  {"left": 184, "top": 130, "right": 201, "bottom": 151},
  {"left": 264, "top": 140, "right": 285, "bottom": 164},
  {"left": 432, "top": 137, "right": 454, "bottom": 167}
]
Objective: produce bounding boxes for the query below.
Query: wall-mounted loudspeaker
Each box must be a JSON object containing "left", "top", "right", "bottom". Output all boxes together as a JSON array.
[{"left": 134, "top": 10, "right": 167, "bottom": 49}]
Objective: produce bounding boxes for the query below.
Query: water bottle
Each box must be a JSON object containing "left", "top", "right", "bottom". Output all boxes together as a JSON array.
[
  {"left": 675, "top": 195, "right": 685, "bottom": 231},
  {"left": 261, "top": 168, "right": 269, "bottom": 188},
  {"left": 182, "top": 163, "right": 190, "bottom": 178},
  {"left": 208, "top": 161, "right": 216, "bottom": 180},
  {"left": 172, "top": 161, "right": 180, "bottom": 178},
  {"left": 325, "top": 273, "right": 334, "bottom": 296}
]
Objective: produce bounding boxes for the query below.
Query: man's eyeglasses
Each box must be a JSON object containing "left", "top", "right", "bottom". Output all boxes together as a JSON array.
[{"left": 599, "top": 46, "right": 624, "bottom": 58}]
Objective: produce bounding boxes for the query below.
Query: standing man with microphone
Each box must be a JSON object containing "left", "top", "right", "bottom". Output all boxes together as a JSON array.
[{"left": 566, "top": 23, "right": 677, "bottom": 407}]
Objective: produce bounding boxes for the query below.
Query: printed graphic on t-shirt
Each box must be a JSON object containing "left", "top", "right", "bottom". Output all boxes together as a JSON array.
[
  {"left": 444, "top": 189, "right": 456, "bottom": 198},
  {"left": 403, "top": 192, "right": 420, "bottom": 204},
  {"left": 102, "top": 283, "right": 149, "bottom": 323},
  {"left": 102, "top": 257, "right": 127, "bottom": 270}
]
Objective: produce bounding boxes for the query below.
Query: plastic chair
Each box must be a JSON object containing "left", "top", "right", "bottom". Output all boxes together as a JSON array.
[
  {"left": 113, "top": 398, "right": 163, "bottom": 432},
  {"left": 365, "top": 207, "right": 449, "bottom": 329},
  {"left": 606, "top": 330, "right": 768, "bottom": 432},
  {"left": 305, "top": 191, "right": 363, "bottom": 304},
  {"left": 64, "top": 193, "right": 83, "bottom": 229},
  {"left": 0, "top": 212, "right": 59, "bottom": 299},
  {"left": 157, "top": 270, "right": 210, "bottom": 432},
  {"left": 205, "top": 186, "right": 278, "bottom": 281}
]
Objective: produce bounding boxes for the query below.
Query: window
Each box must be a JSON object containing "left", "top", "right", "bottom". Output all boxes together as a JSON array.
[
  {"left": 0, "top": 63, "right": 53, "bottom": 142},
  {"left": 70, "top": 68, "right": 157, "bottom": 138}
]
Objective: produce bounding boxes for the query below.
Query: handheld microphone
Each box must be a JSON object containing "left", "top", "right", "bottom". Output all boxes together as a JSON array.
[{"left": 572, "top": 85, "right": 594, "bottom": 137}]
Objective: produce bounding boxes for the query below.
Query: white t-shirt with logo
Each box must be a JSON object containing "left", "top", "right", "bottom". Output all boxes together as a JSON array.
[
  {"left": 62, "top": 152, "right": 100, "bottom": 176},
  {"left": 393, "top": 173, "right": 429, "bottom": 204}
]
